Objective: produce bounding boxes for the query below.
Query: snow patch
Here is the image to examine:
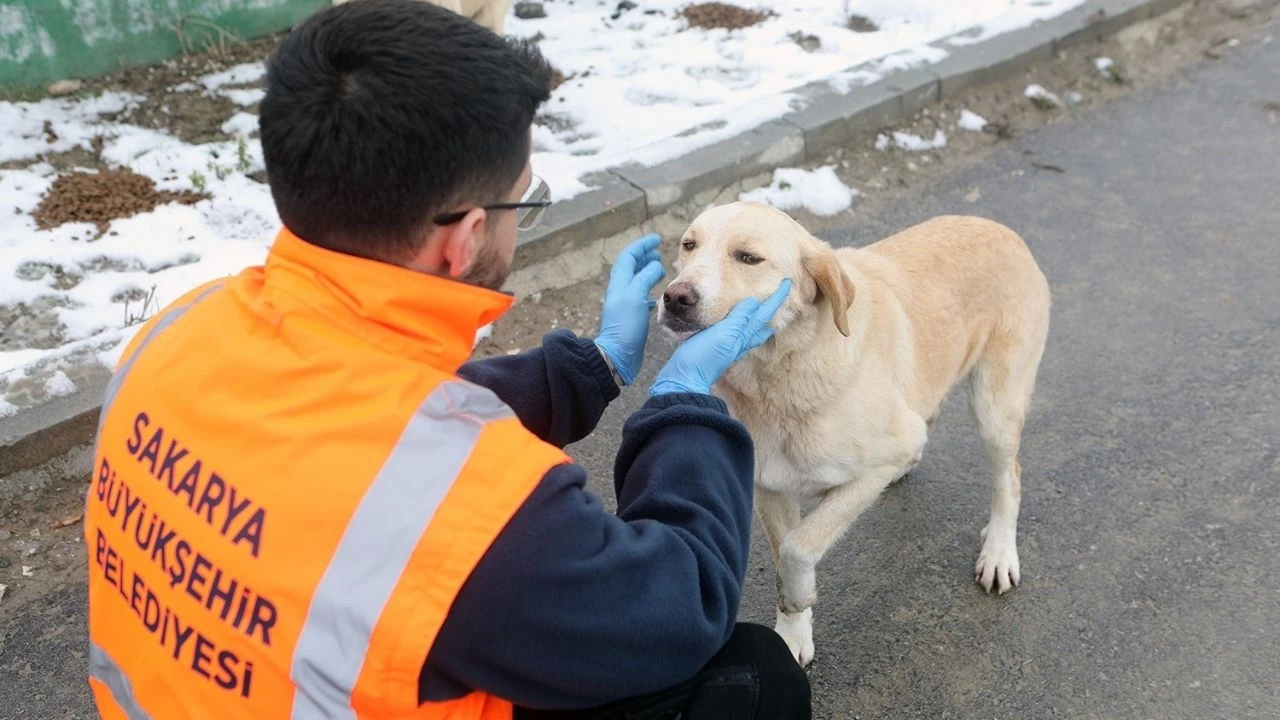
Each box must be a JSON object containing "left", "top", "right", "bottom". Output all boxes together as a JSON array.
[
  {"left": 957, "top": 109, "right": 988, "bottom": 132},
  {"left": 739, "top": 166, "right": 857, "bottom": 217},
  {"left": 877, "top": 129, "right": 948, "bottom": 151},
  {"left": 198, "top": 62, "right": 266, "bottom": 91},
  {"left": 221, "top": 112, "right": 260, "bottom": 138},
  {"left": 44, "top": 370, "right": 78, "bottom": 397},
  {"left": 1025, "top": 84, "right": 1062, "bottom": 107}
]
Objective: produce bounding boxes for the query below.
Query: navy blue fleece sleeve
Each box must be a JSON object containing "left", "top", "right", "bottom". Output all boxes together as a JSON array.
[
  {"left": 457, "top": 329, "right": 619, "bottom": 448},
  {"left": 418, "top": 393, "right": 756, "bottom": 710}
]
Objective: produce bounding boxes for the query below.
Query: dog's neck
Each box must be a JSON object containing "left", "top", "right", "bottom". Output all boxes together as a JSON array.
[{"left": 716, "top": 273, "right": 873, "bottom": 423}]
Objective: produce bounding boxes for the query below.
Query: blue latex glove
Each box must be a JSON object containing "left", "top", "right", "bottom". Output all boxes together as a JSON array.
[
  {"left": 594, "top": 233, "right": 666, "bottom": 385},
  {"left": 650, "top": 278, "right": 793, "bottom": 397}
]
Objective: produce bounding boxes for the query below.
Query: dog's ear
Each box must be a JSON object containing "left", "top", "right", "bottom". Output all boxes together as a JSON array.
[{"left": 802, "top": 246, "right": 855, "bottom": 337}]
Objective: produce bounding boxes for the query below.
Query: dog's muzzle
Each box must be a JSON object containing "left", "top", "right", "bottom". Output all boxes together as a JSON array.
[{"left": 660, "top": 281, "right": 706, "bottom": 334}]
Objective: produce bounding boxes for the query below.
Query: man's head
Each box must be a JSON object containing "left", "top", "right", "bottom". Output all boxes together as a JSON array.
[{"left": 259, "top": 0, "right": 553, "bottom": 289}]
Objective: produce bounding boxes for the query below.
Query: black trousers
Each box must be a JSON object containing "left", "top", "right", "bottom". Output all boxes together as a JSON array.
[{"left": 512, "top": 623, "right": 811, "bottom": 720}]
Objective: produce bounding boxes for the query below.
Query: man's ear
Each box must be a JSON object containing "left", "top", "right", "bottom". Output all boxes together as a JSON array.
[
  {"left": 438, "top": 208, "right": 487, "bottom": 279},
  {"left": 802, "top": 245, "right": 855, "bottom": 337}
]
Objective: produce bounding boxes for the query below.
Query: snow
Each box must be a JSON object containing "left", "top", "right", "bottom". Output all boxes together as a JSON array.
[
  {"left": 219, "top": 88, "right": 266, "bottom": 107},
  {"left": 739, "top": 166, "right": 857, "bottom": 217},
  {"left": 513, "top": 0, "right": 1088, "bottom": 200},
  {"left": 0, "top": 0, "right": 1090, "bottom": 385},
  {"left": 1025, "top": 84, "right": 1062, "bottom": 107},
  {"left": 957, "top": 109, "right": 988, "bottom": 132},
  {"left": 44, "top": 370, "right": 78, "bottom": 397},
  {"left": 197, "top": 62, "right": 266, "bottom": 91},
  {"left": 877, "top": 129, "right": 948, "bottom": 152},
  {"left": 221, "top": 111, "right": 260, "bottom": 137},
  {"left": 0, "top": 92, "right": 278, "bottom": 377}
]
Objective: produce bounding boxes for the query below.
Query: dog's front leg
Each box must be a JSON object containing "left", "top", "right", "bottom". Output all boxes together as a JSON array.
[
  {"left": 774, "top": 466, "right": 902, "bottom": 668},
  {"left": 755, "top": 486, "right": 800, "bottom": 570}
]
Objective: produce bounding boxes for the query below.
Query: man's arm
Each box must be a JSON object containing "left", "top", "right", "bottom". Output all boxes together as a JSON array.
[
  {"left": 457, "top": 329, "right": 619, "bottom": 448},
  {"left": 418, "top": 392, "right": 755, "bottom": 709}
]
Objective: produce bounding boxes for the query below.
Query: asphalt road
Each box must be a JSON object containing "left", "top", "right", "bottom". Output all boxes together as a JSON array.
[{"left": 3, "top": 23, "right": 1278, "bottom": 720}]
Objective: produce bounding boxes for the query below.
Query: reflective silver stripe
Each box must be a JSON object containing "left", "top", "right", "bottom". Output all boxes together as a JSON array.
[
  {"left": 290, "top": 381, "right": 515, "bottom": 719},
  {"left": 97, "top": 282, "right": 226, "bottom": 435},
  {"left": 89, "top": 642, "right": 153, "bottom": 720}
]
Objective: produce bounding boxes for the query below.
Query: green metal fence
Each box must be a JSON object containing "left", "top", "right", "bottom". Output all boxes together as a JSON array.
[{"left": 0, "top": 0, "right": 327, "bottom": 90}]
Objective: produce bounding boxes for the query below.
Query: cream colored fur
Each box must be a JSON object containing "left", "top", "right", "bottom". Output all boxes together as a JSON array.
[
  {"left": 331, "top": 0, "right": 514, "bottom": 35},
  {"left": 657, "top": 202, "right": 1051, "bottom": 668}
]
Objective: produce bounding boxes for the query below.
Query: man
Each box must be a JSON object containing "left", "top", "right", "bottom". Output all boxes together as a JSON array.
[{"left": 83, "top": 1, "right": 809, "bottom": 719}]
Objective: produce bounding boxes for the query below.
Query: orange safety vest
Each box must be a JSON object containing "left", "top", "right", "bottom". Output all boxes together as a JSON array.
[{"left": 84, "top": 227, "right": 571, "bottom": 720}]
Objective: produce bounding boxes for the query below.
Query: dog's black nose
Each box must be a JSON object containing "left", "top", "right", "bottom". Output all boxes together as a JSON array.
[{"left": 663, "top": 283, "right": 701, "bottom": 316}]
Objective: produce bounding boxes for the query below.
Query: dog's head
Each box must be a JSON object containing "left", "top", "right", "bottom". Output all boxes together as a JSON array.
[{"left": 657, "top": 201, "right": 855, "bottom": 340}]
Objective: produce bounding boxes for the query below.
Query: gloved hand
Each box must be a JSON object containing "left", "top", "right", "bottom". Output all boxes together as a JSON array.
[
  {"left": 650, "top": 278, "right": 793, "bottom": 397},
  {"left": 594, "top": 233, "right": 666, "bottom": 385}
]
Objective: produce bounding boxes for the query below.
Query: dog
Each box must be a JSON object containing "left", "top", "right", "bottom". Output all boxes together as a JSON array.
[
  {"left": 656, "top": 202, "right": 1051, "bottom": 667},
  {"left": 331, "top": 0, "right": 515, "bottom": 35}
]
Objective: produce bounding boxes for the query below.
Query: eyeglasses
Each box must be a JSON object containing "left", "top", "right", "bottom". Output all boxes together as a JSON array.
[{"left": 432, "top": 174, "right": 552, "bottom": 231}]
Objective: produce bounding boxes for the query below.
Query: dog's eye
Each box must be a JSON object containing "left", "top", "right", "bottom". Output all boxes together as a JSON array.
[
  {"left": 681, "top": 240, "right": 696, "bottom": 251},
  {"left": 734, "top": 250, "right": 765, "bottom": 265}
]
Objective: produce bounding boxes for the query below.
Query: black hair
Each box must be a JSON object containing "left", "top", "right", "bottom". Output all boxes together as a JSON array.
[{"left": 259, "top": 0, "right": 552, "bottom": 261}]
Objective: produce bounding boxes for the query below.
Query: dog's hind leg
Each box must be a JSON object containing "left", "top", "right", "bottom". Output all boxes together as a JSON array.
[{"left": 970, "top": 319, "right": 1047, "bottom": 595}]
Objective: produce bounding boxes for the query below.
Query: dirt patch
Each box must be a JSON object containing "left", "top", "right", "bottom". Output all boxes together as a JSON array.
[
  {"left": 86, "top": 33, "right": 281, "bottom": 146},
  {"left": 121, "top": 90, "right": 241, "bottom": 145},
  {"left": 549, "top": 66, "right": 568, "bottom": 93},
  {"left": 31, "top": 168, "right": 207, "bottom": 234},
  {"left": 0, "top": 461, "right": 92, "bottom": 617},
  {"left": 681, "top": 2, "right": 776, "bottom": 31}
]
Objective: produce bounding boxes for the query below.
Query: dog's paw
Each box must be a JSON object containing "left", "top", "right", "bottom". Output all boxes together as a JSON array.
[
  {"left": 774, "top": 607, "right": 815, "bottom": 669},
  {"left": 975, "top": 524, "right": 1021, "bottom": 594}
]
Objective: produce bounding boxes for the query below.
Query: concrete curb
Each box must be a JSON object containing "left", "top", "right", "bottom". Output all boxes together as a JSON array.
[{"left": 0, "top": 0, "right": 1193, "bottom": 477}]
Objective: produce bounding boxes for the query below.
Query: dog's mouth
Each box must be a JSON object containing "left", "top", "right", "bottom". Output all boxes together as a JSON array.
[{"left": 659, "top": 314, "right": 706, "bottom": 337}]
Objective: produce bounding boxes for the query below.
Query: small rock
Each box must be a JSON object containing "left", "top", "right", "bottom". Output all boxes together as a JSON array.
[
  {"left": 846, "top": 13, "right": 878, "bottom": 33},
  {"left": 22, "top": 566, "right": 34, "bottom": 577},
  {"left": 0, "top": 583, "right": 7, "bottom": 603},
  {"left": 1064, "top": 91, "right": 1084, "bottom": 107},
  {"left": 789, "top": 31, "right": 822, "bottom": 53},
  {"left": 0, "top": 529, "right": 10, "bottom": 541},
  {"left": 965, "top": 187, "right": 982, "bottom": 203},
  {"left": 47, "top": 79, "right": 83, "bottom": 96},
  {"left": 906, "top": 161, "right": 919, "bottom": 172},
  {"left": 514, "top": 1, "right": 546, "bottom": 19},
  {"left": 611, "top": 0, "right": 636, "bottom": 20}
]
